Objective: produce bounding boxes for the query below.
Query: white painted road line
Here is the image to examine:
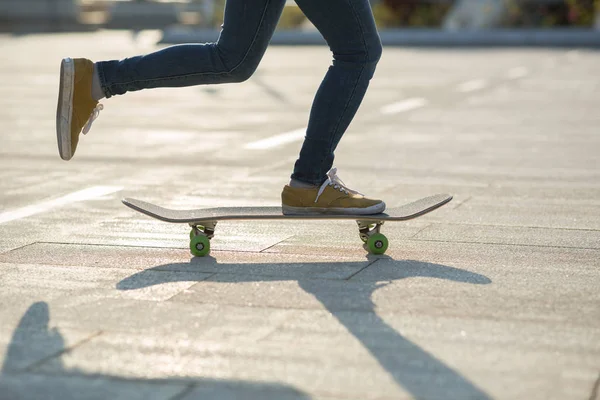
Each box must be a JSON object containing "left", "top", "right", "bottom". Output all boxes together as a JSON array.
[
  {"left": 248, "top": 98, "right": 429, "bottom": 149},
  {"left": 456, "top": 79, "right": 488, "bottom": 93},
  {"left": 507, "top": 67, "right": 529, "bottom": 80},
  {"left": 380, "top": 98, "right": 428, "bottom": 115},
  {"left": 0, "top": 186, "right": 123, "bottom": 224},
  {"left": 245, "top": 127, "right": 306, "bottom": 150}
]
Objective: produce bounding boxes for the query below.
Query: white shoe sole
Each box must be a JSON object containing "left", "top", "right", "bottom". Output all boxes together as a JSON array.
[
  {"left": 56, "top": 58, "right": 74, "bottom": 161},
  {"left": 282, "top": 202, "right": 386, "bottom": 216}
]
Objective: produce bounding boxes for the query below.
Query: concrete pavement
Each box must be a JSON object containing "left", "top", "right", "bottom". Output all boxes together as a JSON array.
[{"left": 0, "top": 31, "right": 599, "bottom": 400}]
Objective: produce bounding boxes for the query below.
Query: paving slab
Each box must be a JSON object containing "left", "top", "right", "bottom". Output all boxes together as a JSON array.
[
  {"left": 0, "top": 262, "right": 212, "bottom": 301},
  {"left": 0, "top": 373, "right": 187, "bottom": 400},
  {"left": 29, "top": 330, "right": 467, "bottom": 400},
  {"left": 0, "top": 302, "right": 97, "bottom": 373},
  {"left": 416, "top": 223, "right": 600, "bottom": 249},
  {"left": 0, "top": 243, "right": 371, "bottom": 280},
  {"left": 0, "top": 239, "right": 31, "bottom": 254}
]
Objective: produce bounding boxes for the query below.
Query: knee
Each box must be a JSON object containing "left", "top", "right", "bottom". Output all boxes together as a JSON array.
[
  {"left": 334, "top": 33, "right": 382, "bottom": 67},
  {"left": 368, "top": 36, "right": 383, "bottom": 65},
  {"left": 361, "top": 34, "right": 383, "bottom": 66},
  {"left": 214, "top": 44, "right": 261, "bottom": 83},
  {"left": 227, "top": 61, "right": 258, "bottom": 83}
]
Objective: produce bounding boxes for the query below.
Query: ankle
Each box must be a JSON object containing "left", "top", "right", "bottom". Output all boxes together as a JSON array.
[
  {"left": 91, "top": 64, "right": 105, "bottom": 101},
  {"left": 289, "top": 179, "right": 317, "bottom": 189}
]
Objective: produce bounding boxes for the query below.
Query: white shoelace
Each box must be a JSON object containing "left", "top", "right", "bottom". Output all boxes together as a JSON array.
[
  {"left": 82, "top": 104, "right": 104, "bottom": 135},
  {"left": 315, "top": 168, "right": 364, "bottom": 203}
]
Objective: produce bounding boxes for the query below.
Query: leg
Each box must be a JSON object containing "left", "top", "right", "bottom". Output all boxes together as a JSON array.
[
  {"left": 97, "top": 0, "right": 286, "bottom": 98},
  {"left": 56, "top": 0, "right": 285, "bottom": 160},
  {"left": 290, "top": 0, "right": 382, "bottom": 185}
]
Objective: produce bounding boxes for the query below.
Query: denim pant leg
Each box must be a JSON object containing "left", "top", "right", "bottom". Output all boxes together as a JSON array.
[
  {"left": 96, "top": 0, "right": 286, "bottom": 98},
  {"left": 291, "top": 0, "right": 382, "bottom": 186}
]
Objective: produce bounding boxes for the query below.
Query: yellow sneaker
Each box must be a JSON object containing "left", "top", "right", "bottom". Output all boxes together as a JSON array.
[
  {"left": 56, "top": 58, "right": 103, "bottom": 161},
  {"left": 281, "top": 168, "right": 386, "bottom": 215}
]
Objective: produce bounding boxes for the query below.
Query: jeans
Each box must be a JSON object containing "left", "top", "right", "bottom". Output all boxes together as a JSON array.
[{"left": 97, "top": 0, "right": 382, "bottom": 186}]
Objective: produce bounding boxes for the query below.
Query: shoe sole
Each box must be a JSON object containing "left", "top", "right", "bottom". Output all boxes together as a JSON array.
[
  {"left": 282, "top": 202, "right": 386, "bottom": 216},
  {"left": 56, "top": 58, "right": 74, "bottom": 161}
]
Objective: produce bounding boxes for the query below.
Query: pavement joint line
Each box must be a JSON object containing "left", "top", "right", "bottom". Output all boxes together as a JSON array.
[
  {"left": 24, "top": 331, "right": 104, "bottom": 373},
  {"left": 0, "top": 261, "right": 370, "bottom": 279},
  {"left": 254, "top": 315, "right": 296, "bottom": 343},
  {"left": 407, "top": 238, "right": 600, "bottom": 251},
  {"left": 345, "top": 258, "right": 382, "bottom": 281},
  {"left": 30, "top": 241, "right": 186, "bottom": 250},
  {"left": 162, "top": 273, "right": 217, "bottom": 302},
  {"left": 10, "top": 227, "right": 600, "bottom": 256},
  {"left": 380, "top": 97, "right": 427, "bottom": 115},
  {"left": 18, "top": 369, "right": 196, "bottom": 386},
  {"left": 158, "top": 300, "right": 381, "bottom": 312},
  {"left": 244, "top": 127, "right": 305, "bottom": 150},
  {"left": 452, "top": 196, "right": 472, "bottom": 210},
  {"left": 0, "top": 186, "right": 123, "bottom": 225},
  {"left": 205, "top": 270, "right": 368, "bottom": 282},
  {"left": 168, "top": 384, "right": 197, "bottom": 400},
  {"left": 410, "top": 223, "right": 434, "bottom": 239},
  {"left": 589, "top": 372, "right": 600, "bottom": 400},
  {"left": 0, "top": 261, "right": 223, "bottom": 281},
  {"left": 0, "top": 241, "right": 38, "bottom": 254},
  {"left": 258, "top": 235, "right": 296, "bottom": 253},
  {"left": 427, "top": 223, "right": 600, "bottom": 233}
]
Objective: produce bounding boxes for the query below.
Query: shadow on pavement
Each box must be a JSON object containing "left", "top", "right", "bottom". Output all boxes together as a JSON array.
[
  {"left": 250, "top": 73, "right": 291, "bottom": 104},
  {"left": 0, "top": 302, "right": 311, "bottom": 400},
  {"left": 117, "top": 257, "right": 493, "bottom": 399}
]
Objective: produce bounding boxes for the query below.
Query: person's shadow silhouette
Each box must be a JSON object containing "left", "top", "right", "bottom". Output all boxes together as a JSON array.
[
  {"left": 117, "top": 256, "right": 493, "bottom": 399},
  {"left": 0, "top": 302, "right": 311, "bottom": 399}
]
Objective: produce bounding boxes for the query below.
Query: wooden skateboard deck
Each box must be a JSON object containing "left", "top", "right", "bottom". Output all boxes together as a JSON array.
[{"left": 122, "top": 193, "right": 452, "bottom": 256}]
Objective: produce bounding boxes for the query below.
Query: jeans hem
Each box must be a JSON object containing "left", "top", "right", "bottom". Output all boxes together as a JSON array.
[{"left": 95, "top": 62, "right": 112, "bottom": 99}]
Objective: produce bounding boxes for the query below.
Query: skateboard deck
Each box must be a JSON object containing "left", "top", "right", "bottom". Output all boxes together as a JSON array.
[{"left": 122, "top": 193, "right": 452, "bottom": 256}]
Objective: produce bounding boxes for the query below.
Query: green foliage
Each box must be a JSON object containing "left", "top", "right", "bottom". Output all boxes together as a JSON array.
[
  {"left": 209, "top": 2, "right": 309, "bottom": 30},
  {"left": 565, "top": 0, "right": 597, "bottom": 25},
  {"left": 503, "top": 0, "right": 595, "bottom": 26},
  {"left": 278, "top": 5, "right": 307, "bottom": 29},
  {"left": 372, "top": 1, "right": 451, "bottom": 28},
  {"left": 211, "top": 0, "right": 596, "bottom": 29}
]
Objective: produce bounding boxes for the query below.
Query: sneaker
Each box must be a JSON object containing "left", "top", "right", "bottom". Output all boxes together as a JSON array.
[
  {"left": 56, "top": 58, "right": 103, "bottom": 161},
  {"left": 281, "top": 168, "right": 386, "bottom": 215}
]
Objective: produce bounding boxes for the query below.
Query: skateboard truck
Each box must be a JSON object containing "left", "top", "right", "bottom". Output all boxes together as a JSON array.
[
  {"left": 357, "top": 220, "right": 388, "bottom": 254},
  {"left": 189, "top": 221, "right": 217, "bottom": 257},
  {"left": 187, "top": 219, "right": 389, "bottom": 257},
  {"left": 189, "top": 221, "right": 217, "bottom": 239}
]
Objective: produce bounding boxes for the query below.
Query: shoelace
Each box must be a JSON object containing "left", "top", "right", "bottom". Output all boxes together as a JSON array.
[
  {"left": 315, "top": 167, "right": 364, "bottom": 203},
  {"left": 82, "top": 104, "right": 104, "bottom": 135}
]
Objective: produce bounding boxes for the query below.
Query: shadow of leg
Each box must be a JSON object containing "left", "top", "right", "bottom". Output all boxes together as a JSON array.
[{"left": 299, "top": 262, "right": 492, "bottom": 399}]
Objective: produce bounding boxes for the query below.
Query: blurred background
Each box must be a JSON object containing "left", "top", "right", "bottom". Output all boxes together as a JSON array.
[{"left": 1, "top": 0, "right": 598, "bottom": 35}]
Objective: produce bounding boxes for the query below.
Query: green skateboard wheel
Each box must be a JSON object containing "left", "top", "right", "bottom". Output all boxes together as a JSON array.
[
  {"left": 190, "top": 234, "right": 210, "bottom": 257},
  {"left": 367, "top": 233, "right": 388, "bottom": 255}
]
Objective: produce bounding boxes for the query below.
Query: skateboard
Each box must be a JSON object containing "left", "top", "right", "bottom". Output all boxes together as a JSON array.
[{"left": 122, "top": 193, "right": 452, "bottom": 257}]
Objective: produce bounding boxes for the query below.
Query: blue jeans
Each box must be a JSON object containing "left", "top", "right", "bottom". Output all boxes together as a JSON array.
[{"left": 97, "top": 0, "right": 382, "bottom": 186}]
